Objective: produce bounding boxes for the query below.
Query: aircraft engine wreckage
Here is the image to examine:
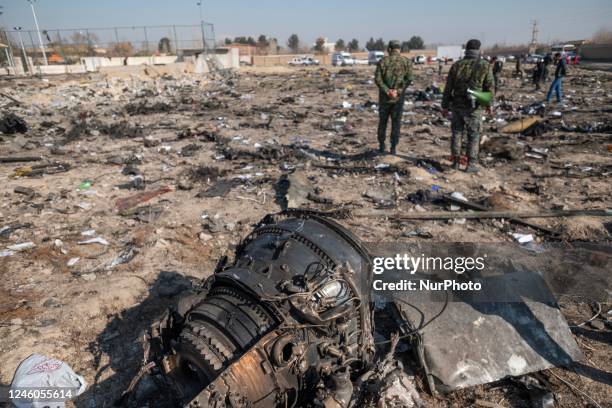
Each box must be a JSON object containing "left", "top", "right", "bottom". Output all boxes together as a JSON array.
[{"left": 132, "top": 210, "right": 582, "bottom": 407}]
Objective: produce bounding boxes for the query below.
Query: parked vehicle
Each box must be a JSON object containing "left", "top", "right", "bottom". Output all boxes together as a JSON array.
[
  {"left": 332, "top": 52, "right": 355, "bottom": 66},
  {"left": 288, "top": 56, "right": 320, "bottom": 66},
  {"left": 331, "top": 53, "right": 343, "bottom": 66},
  {"left": 525, "top": 54, "right": 544, "bottom": 64},
  {"left": 551, "top": 44, "right": 576, "bottom": 55},
  {"left": 368, "top": 51, "right": 384, "bottom": 65},
  {"left": 413, "top": 55, "right": 427, "bottom": 64},
  {"left": 354, "top": 58, "right": 368, "bottom": 65},
  {"left": 303, "top": 57, "right": 320, "bottom": 65}
]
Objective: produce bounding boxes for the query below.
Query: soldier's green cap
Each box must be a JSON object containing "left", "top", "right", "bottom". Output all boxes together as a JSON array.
[{"left": 388, "top": 40, "right": 401, "bottom": 50}]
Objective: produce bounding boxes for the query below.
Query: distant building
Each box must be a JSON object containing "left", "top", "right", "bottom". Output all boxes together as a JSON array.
[
  {"left": 225, "top": 44, "right": 257, "bottom": 57},
  {"left": 437, "top": 45, "right": 463, "bottom": 61},
  {"left": 312, "top": 38, "right": 336, "bottom": 54}
]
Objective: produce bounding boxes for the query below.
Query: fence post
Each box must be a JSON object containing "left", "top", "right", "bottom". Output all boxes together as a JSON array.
[
  {"left": 3, "top": 30, "right": 16, "bottom": 68},
  {"left": 85, "top": 29, "right": 92, "bottom": 56},
  {"left": 56, "top": 29, "right": 67, "bottom": 62},
  {"left": 143, "top": 26, "right": 149, "bottom": 53},
  {"left": 200, "top": 21, "right": 206, "bottom": 52},
  {"left": 173, "top": 25, "right": 178, "bottom": 54},
  {"left": 27, "top": 30, "right": 37, "bottom": 67}
]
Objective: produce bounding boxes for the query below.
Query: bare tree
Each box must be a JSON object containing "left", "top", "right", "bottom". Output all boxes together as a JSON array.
[{"left": 110, "top": 42, "right": 134, "bottom": 57}]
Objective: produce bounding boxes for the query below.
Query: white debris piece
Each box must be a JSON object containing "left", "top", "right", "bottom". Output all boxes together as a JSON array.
[
  {"left": 512, "top": 233, "right": 534, "bottom": 244},
  {"left": 77, "top": 237, "right": 110, "bottom": 246},
  {"left": 7, "top": 242, "right": 36, "bottom": 251},
  {"left": 67, "top": 257, "right": 80, "bottom": 266},
  {"left": 10, "top": 354, "right": 87, "bottom": 408}
]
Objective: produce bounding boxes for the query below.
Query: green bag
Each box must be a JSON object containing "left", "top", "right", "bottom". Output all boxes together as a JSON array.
[{"left": 468, "top": 89, "right": 493, "bottom": 107}]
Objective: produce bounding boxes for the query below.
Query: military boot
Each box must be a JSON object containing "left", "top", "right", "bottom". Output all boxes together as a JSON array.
[
  {"left": 465, "top": 161, "right": 479, "bottom": 173},
  {"left": 390, "top": 145, "right": 397, "bottom": 155},
  {"left": 378, "top": 143, "right": 385, "bottom": 154}
]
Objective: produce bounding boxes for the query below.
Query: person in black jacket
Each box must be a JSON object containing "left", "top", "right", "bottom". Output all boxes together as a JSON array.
[
  {"left": 533, "top": 59, "right": 544, "bottom": 90},
  {"left": 546, "top": 53, "right": 567, "bottom": 104},
  {"left": 491, "top": 57, "right": 503, "bottom": 91}
]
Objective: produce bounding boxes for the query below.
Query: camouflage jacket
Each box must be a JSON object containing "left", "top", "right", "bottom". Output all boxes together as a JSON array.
[
  {"left": 375, "top": 53, "right": 413, "bottom": 103},
  {"left": 442, "top": 57, "right": 494, "bottom": 111}
]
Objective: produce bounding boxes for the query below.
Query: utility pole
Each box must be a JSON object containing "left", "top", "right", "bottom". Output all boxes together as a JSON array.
[
  {"left": 530, "top": 20, "right": 538, "bottom": 46},
  {"left": 27, "top": 0, "right": 47, "bottom": 65}
]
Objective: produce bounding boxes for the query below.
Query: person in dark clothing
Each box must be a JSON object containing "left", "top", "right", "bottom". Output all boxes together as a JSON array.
[
  {"left": 533, "top": 59, "right": 544, "bottom": 90},
  {"left": 514, "top": 55, "right": 523, "bottom": 78},
  {"left": 491, "top": 57, "right": 503, "bottom": 91},
  {"left": 546, "top": 53, "right": 567, "bottom": 104},
  {"left": 442, "top": 39, "right": 494, "bottom": 173},
  {"left": 375, "top": 40, "right": 413, "bottom": 154}
]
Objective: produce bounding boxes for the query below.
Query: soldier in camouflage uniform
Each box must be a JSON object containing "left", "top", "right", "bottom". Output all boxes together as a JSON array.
[
  {"left": 441, "top": 39, "right": 494, "bottom": 173},
  {"left": 375, "top": 40, "right": 413, "bottom": 154}
]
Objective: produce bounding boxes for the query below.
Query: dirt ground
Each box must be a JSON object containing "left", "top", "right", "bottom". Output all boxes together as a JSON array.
[{"left": 0, "top": 62, "right": 610, "bottom": 407}]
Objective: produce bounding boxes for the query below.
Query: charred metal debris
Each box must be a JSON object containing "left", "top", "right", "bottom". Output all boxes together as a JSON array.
[{"left": 118, "top": 210, "right": 581, "bottom": 408}]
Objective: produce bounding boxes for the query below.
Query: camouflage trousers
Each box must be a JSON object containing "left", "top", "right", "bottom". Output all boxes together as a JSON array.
[
  {"left": 378, "top": 96, "right": 404, "bottom": 149},
  {"left": 450, "top": 109, "right": 482, "bottom": 162}
]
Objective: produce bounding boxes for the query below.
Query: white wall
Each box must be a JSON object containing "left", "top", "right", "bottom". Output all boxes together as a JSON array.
[
  {"left": 194, "top": 49, "right": 240, "bottom": 74},
  {"left": 80, "top": 55, "right": 179, "bottom": 71},
  {"left": 437, "top": 46, "right": 463, "bottom": 60}
]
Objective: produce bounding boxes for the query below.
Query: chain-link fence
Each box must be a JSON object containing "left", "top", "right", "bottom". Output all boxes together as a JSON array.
[{"left": 1, "top": 22, "right": 215, "bottom": 66}]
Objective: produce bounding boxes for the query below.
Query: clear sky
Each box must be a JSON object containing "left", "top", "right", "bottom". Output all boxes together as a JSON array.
[{"left": 1, "top": 0, "right": 611, "bottom": 47}]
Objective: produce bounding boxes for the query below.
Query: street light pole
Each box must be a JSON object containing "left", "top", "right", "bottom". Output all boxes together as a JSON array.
[
  {"left": 27, "top": 0, "right": 47, "bottom": 65},
  {"left": 14, "top": 26, "right": 30, "bottom": 73},
  {"left": 196, "top": 1, "right": 205, "bottom": 52}
]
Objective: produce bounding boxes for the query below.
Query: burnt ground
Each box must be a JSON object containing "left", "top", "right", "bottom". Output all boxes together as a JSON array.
[{"left": 0, "top": 63, "right": 610, "bottom": 407}]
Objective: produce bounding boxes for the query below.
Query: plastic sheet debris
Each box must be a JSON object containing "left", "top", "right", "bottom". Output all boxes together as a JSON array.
[
  {"left": 196, "top": 179, "right": 240, "bottom": 198},
  {"left": 7, "top": 242, "right": 36, "bottom": 252},
  {"left": 77, "top": 180, "right": 93, "bottom": 191},
  {"left": 10, "top": 353, "right": 87, "bottom": 408}
]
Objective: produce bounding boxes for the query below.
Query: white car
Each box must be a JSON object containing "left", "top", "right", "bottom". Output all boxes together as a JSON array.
[
  {"left": 413, "top": 55, "right": 427, "bottom": 64},
  {"left": 288, "top": 56, "right": 320, "bottom": 66},
  {"left": 332, "top": 52, "right": 355, "bottom": 66},
  {"left": 368, "top": 51, "right": 384, "bottom": 65},
  {"left": 303, "top": 57, "right": 320, "bottom": 65}
]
